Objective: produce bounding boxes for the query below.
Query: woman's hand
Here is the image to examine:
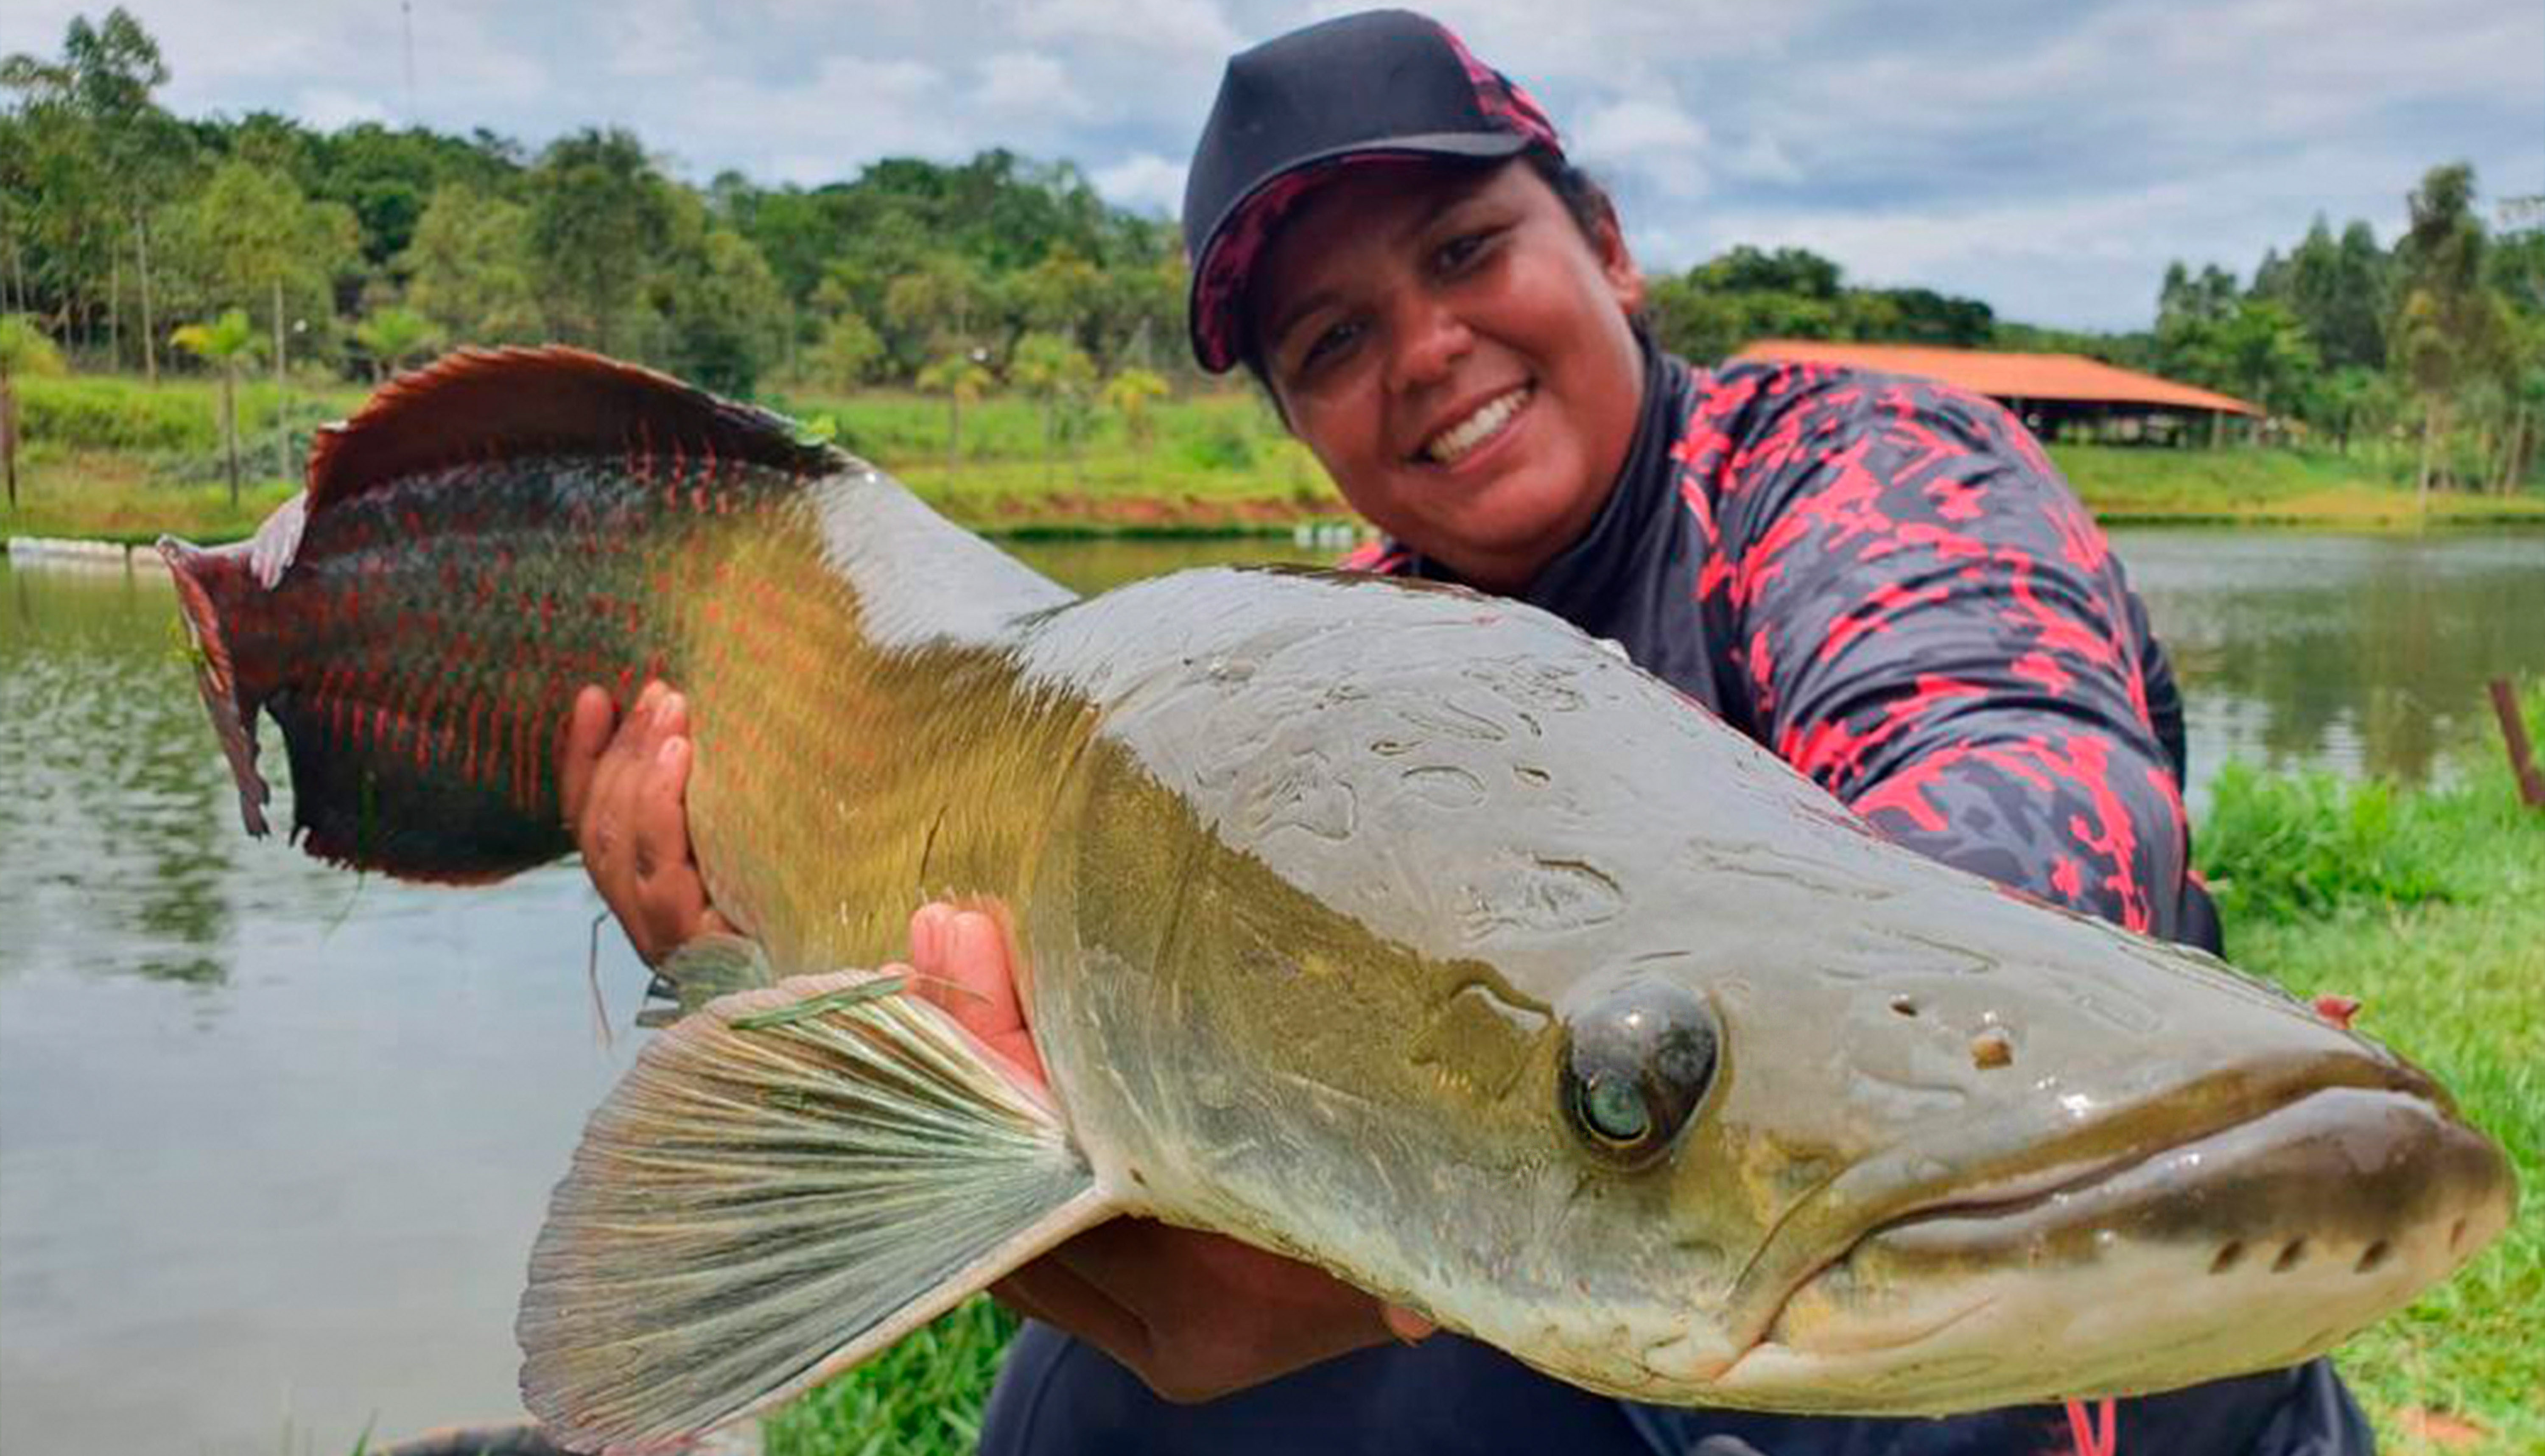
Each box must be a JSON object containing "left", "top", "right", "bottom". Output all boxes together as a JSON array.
[
  {"left": 901, "top": 902, "right": 1438, "bottom": 1404},
  {"left": 560, "top": 681, "right": 732, "bottom": 964}
]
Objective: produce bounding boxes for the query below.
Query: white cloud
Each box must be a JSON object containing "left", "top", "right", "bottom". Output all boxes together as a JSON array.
[
  {"left": 1573, "top": 97, "right": 1707, "bottom": 159},
  {"left": 1720, "top": 131, "right": 1800, "bottom": 186},
  {"left": 1018, "top": 0, "right": 1239, "bottom": 59},
  {"left": 974, "top": 50, "right": 1091, "bottom": 121},
  {"left": 1572, "top": 95, "right": 1711, "bottom": 201},
  {"left": 1094, "top": 152, "right": 1187, "bottom": 216},
  {"left": 605, "top": 0, "right": 708, "bottom": 79}
]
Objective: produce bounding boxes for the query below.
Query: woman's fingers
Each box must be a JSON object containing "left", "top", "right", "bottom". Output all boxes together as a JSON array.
[
  {"left": 567, "top": 681, "right": 725, "bottom": 964},
  {"left": 908, "top": 903, "right": 1047, "bottom": 1089},
  {"left": 559, "top": 685, "right": 615, "bottom": 826}
]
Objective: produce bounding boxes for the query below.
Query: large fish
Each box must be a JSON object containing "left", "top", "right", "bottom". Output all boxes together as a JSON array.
[{"left": 162, "top": 349, "right": 2513, "bottom": 1453}]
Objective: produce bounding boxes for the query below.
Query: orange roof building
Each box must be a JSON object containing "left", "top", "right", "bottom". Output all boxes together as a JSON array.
[{"left": 1734, "top": 341, "right": 2260, "bottom": 429}]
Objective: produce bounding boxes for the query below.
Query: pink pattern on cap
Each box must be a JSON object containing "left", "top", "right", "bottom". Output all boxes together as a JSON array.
[
  {"left": 1193, "top": 154, "right": 1413, "bottom": 372},
  {"left": 1429, "top": 20, "right": 1560, "bottom": 151}
]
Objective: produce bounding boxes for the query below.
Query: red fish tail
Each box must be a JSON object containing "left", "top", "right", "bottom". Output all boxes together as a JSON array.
[{"left": 160, "top": 534, "right": 274, "bottom": 837}]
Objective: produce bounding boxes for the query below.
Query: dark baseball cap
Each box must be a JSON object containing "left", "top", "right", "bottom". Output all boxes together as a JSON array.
[{"left": 1181, "top": 9, "right": 1561, "bottom": 373}]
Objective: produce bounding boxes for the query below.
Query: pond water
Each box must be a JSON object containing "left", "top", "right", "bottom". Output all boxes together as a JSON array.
[{"left": 2, "top": 527, "right": 2539, "bottom": 1454}]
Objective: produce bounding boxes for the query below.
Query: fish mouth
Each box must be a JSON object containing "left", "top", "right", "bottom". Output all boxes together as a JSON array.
[{"left": 1697, "top": 1076, "right": 2515, "bottom": 1413}]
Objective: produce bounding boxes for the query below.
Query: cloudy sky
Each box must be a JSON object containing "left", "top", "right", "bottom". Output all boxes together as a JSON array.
[{"left": 6, "top": 0, "right": 2538, "bottom": 331}]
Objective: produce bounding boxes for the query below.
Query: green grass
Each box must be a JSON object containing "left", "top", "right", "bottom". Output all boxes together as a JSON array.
[
  {"left": 762, "top": 1299, "right": 1018, "bottom": 1456},
  {"left": 770, "top": 384, "right": 1344, "bottom": 526},
  {"left": 2050, "top": 441, "right": 2545, "bottom": 523},
  {"left": 2190, "top": 689, "right": 2545, "bottom": 1456},
  {"left": 7, "top": 371, "right": 366, "bottom": 544},
  {"left": 6, "top": 372, "right": 1345, "bottom": 540}
]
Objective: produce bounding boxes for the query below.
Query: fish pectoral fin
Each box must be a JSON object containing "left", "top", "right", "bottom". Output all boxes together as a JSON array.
[
  {"left": 654, "top": 931, "right": 780, "bottom": 1017},
  {"left": 519, "top": 968, "right": 1111, "bottom": 1455}
]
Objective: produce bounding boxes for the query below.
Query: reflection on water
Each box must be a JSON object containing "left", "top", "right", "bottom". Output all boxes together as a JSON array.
[
  {"left": 2109, "top": 529, "right": 2545, "bottom": 799},
  {"left": 3, "top": 559, "right": 643, "bottom": 1454},
  {"left": 6, "top": 566, "right": 237, "bottom": 985},
  {"left": 1, "top": 528, "right": 2538, "bottom": 1454}
]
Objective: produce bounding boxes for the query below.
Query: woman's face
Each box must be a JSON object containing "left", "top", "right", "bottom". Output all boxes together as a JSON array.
[{"left": 1250, "top": 159, "right": 1646, "bottom": 592}]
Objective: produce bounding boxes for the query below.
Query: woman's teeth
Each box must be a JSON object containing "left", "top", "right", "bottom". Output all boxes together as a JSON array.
[{"left": 1421, "top": 386, "right": 1530, "bottom": 465}]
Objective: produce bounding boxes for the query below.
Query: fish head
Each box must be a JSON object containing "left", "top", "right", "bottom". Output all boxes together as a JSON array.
[
  {"left": 1039, "top": 570, "right": 2515, "bottom": 1414},
  {"left": 1511, "top": 887, "right": 2515, "bottom": 1413}
]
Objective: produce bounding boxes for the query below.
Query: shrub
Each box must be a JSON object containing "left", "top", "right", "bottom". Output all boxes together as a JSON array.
[{"left": 2196, "top": 762, "right": 2453, "bottom": 926}]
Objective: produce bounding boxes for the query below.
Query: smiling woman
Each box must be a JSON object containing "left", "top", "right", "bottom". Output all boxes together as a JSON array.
[
  {"left": 1245, "top": 159, "right": 1644, "bottom": 592},
  {"left": 561, "top": 10, "right": 2399, "bottom": 1456}
]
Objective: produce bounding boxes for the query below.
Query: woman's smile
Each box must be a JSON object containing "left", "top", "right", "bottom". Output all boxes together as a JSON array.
[{"left": 1412, "top": 382, "right": 1534, "bottom": 467}]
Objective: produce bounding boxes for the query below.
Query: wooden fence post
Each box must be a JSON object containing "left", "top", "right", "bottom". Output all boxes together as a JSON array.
[{"left": 2491, "top": 679, "right": 2545, "bottom": 810}]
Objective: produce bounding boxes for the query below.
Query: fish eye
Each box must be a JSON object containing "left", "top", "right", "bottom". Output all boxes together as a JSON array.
[{"left": 1562, "top": 981, "right": 1719, "bottom": 1169}]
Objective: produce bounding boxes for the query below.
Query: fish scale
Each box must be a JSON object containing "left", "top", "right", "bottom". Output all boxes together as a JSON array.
[{"left": 160, "top": 347, "right": 2513, "bottom": 1455}]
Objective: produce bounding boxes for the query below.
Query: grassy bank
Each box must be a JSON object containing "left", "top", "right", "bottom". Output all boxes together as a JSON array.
[
  {"left": 752, "top": 693, "right": 2545, "bottom": 1455},
  {"left": 7, "top": 371, "right": 2537, "bottom": 545},
  {"left": 2050, "top": 442, "right": 2545, "bottom": 525},
  {"left": 3, "top": 371, "right": 1342, "bottom": 543},
  {"left": 2191, "top": 706, "right": 2545, "bottom": 1456}
]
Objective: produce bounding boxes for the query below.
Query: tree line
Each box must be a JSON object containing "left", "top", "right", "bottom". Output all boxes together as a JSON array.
[
  {"left": 2143, "top": 168, "right": 2544, "bottom": 490},
  {"left": 1, "top": 8, "right": 1186, "bottom": 405},
  {"left": 4, "top": 7, "right": 2538, "bottom": 495}
]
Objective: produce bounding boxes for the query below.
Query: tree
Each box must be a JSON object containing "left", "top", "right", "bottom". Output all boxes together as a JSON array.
[
  {"left": 2261, "top": 216, "right": 2388, "bottom": 372},
  {"left": 0, "top": 313, "right": 66, "bottom": 508},
  {"left": 1694, "top": 245, "right": 1843, "bottom": 299},
  {"left": 351, "top": 305, "right": 438, "bottom": 379},
  {"left": 527, "top": 128, "right": 675, "bottom": 355},
  {"left": 399, "top": 182, "right": 541, "bottom": 345},
  {"left": 883, "top": 254, "right": 989, "bottom": 375},
  {"left": 1015, "top": 248, "right": 1102, "bottom": 351},
  {"left": 2391, "top": 164, "right": 2509, "bottom": 496},
  {"left": 3, "top": 8, "right": 184, "bottom": 369},
  {"left": 1102, "top": 368, "right": 1170, "bottom": 454},
  {"left": 1010, "top": 331, "right": 1094, "bottom": 483},
  {"left": 170, "top": 307, "right": 259, "bottom": 505},
  {"left": 2215, "top": 300, "right": 2320, "bottom": 425},
  {"left": 807, "top": 311, "right": 884, "bottom": 391},
  {"left": 1642, "top": 276, "right": 1744, "bottom": 363},
  {"left": 657, "top": 219, "right": 789, "bottom": 394},
  {"left": 162, "top": 159, "right": 359, "bottom": 377},
  {"left": 914, "top": 350, "right": 991, "bottom": 479}
]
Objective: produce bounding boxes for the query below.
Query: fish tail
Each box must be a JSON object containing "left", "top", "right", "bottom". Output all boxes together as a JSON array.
[
  {"left": 519, "top": 970, "right": 1114, "bottom": 1453},
  {"left": 161, "top": 533, "right": 274, "bottom": 837},
  {"left": 160, "top": 523, "right": 576, "bottom": 885}
]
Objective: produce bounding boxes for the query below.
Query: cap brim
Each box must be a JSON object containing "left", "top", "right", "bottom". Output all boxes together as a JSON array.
[{"left": 1186, "top": 134, "right": 1534, "bottom": 374}]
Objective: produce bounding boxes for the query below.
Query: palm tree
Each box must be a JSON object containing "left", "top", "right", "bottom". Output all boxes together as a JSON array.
[
  {"left": 0, "top": 314, "right": 66, "bottom": 511},
  {"left": 352, "top": 306, "right": 441, "bottom": 380},
  {"left": 171, "top": 308, "right": 261, "bottom": 506},
  {"left": 1010, "top": 333, "right": 1094, "bottom": 486},
  {"left": 915, "top": 349, "right": 992, "bottom": 481},
  {"left": 1102, "top": 368, "right": 1170, "bottom": 456}
]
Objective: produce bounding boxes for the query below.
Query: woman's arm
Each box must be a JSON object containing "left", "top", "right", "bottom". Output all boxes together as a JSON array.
[{"left": 1701, "top": 369, "right": 2194, "bottom": 939}]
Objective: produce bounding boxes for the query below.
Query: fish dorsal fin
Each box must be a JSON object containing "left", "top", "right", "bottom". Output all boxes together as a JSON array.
[
  {"left": 519, "top": 970, "right": 1114, "bottom": 1453},
  {"left": 304, "top": 347, "right": 835, "bottom": 511}
]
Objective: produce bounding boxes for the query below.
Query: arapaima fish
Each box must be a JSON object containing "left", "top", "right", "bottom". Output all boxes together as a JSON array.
[{"left": 160, "top": 349, "right": 2514, "bottom": 1454}]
